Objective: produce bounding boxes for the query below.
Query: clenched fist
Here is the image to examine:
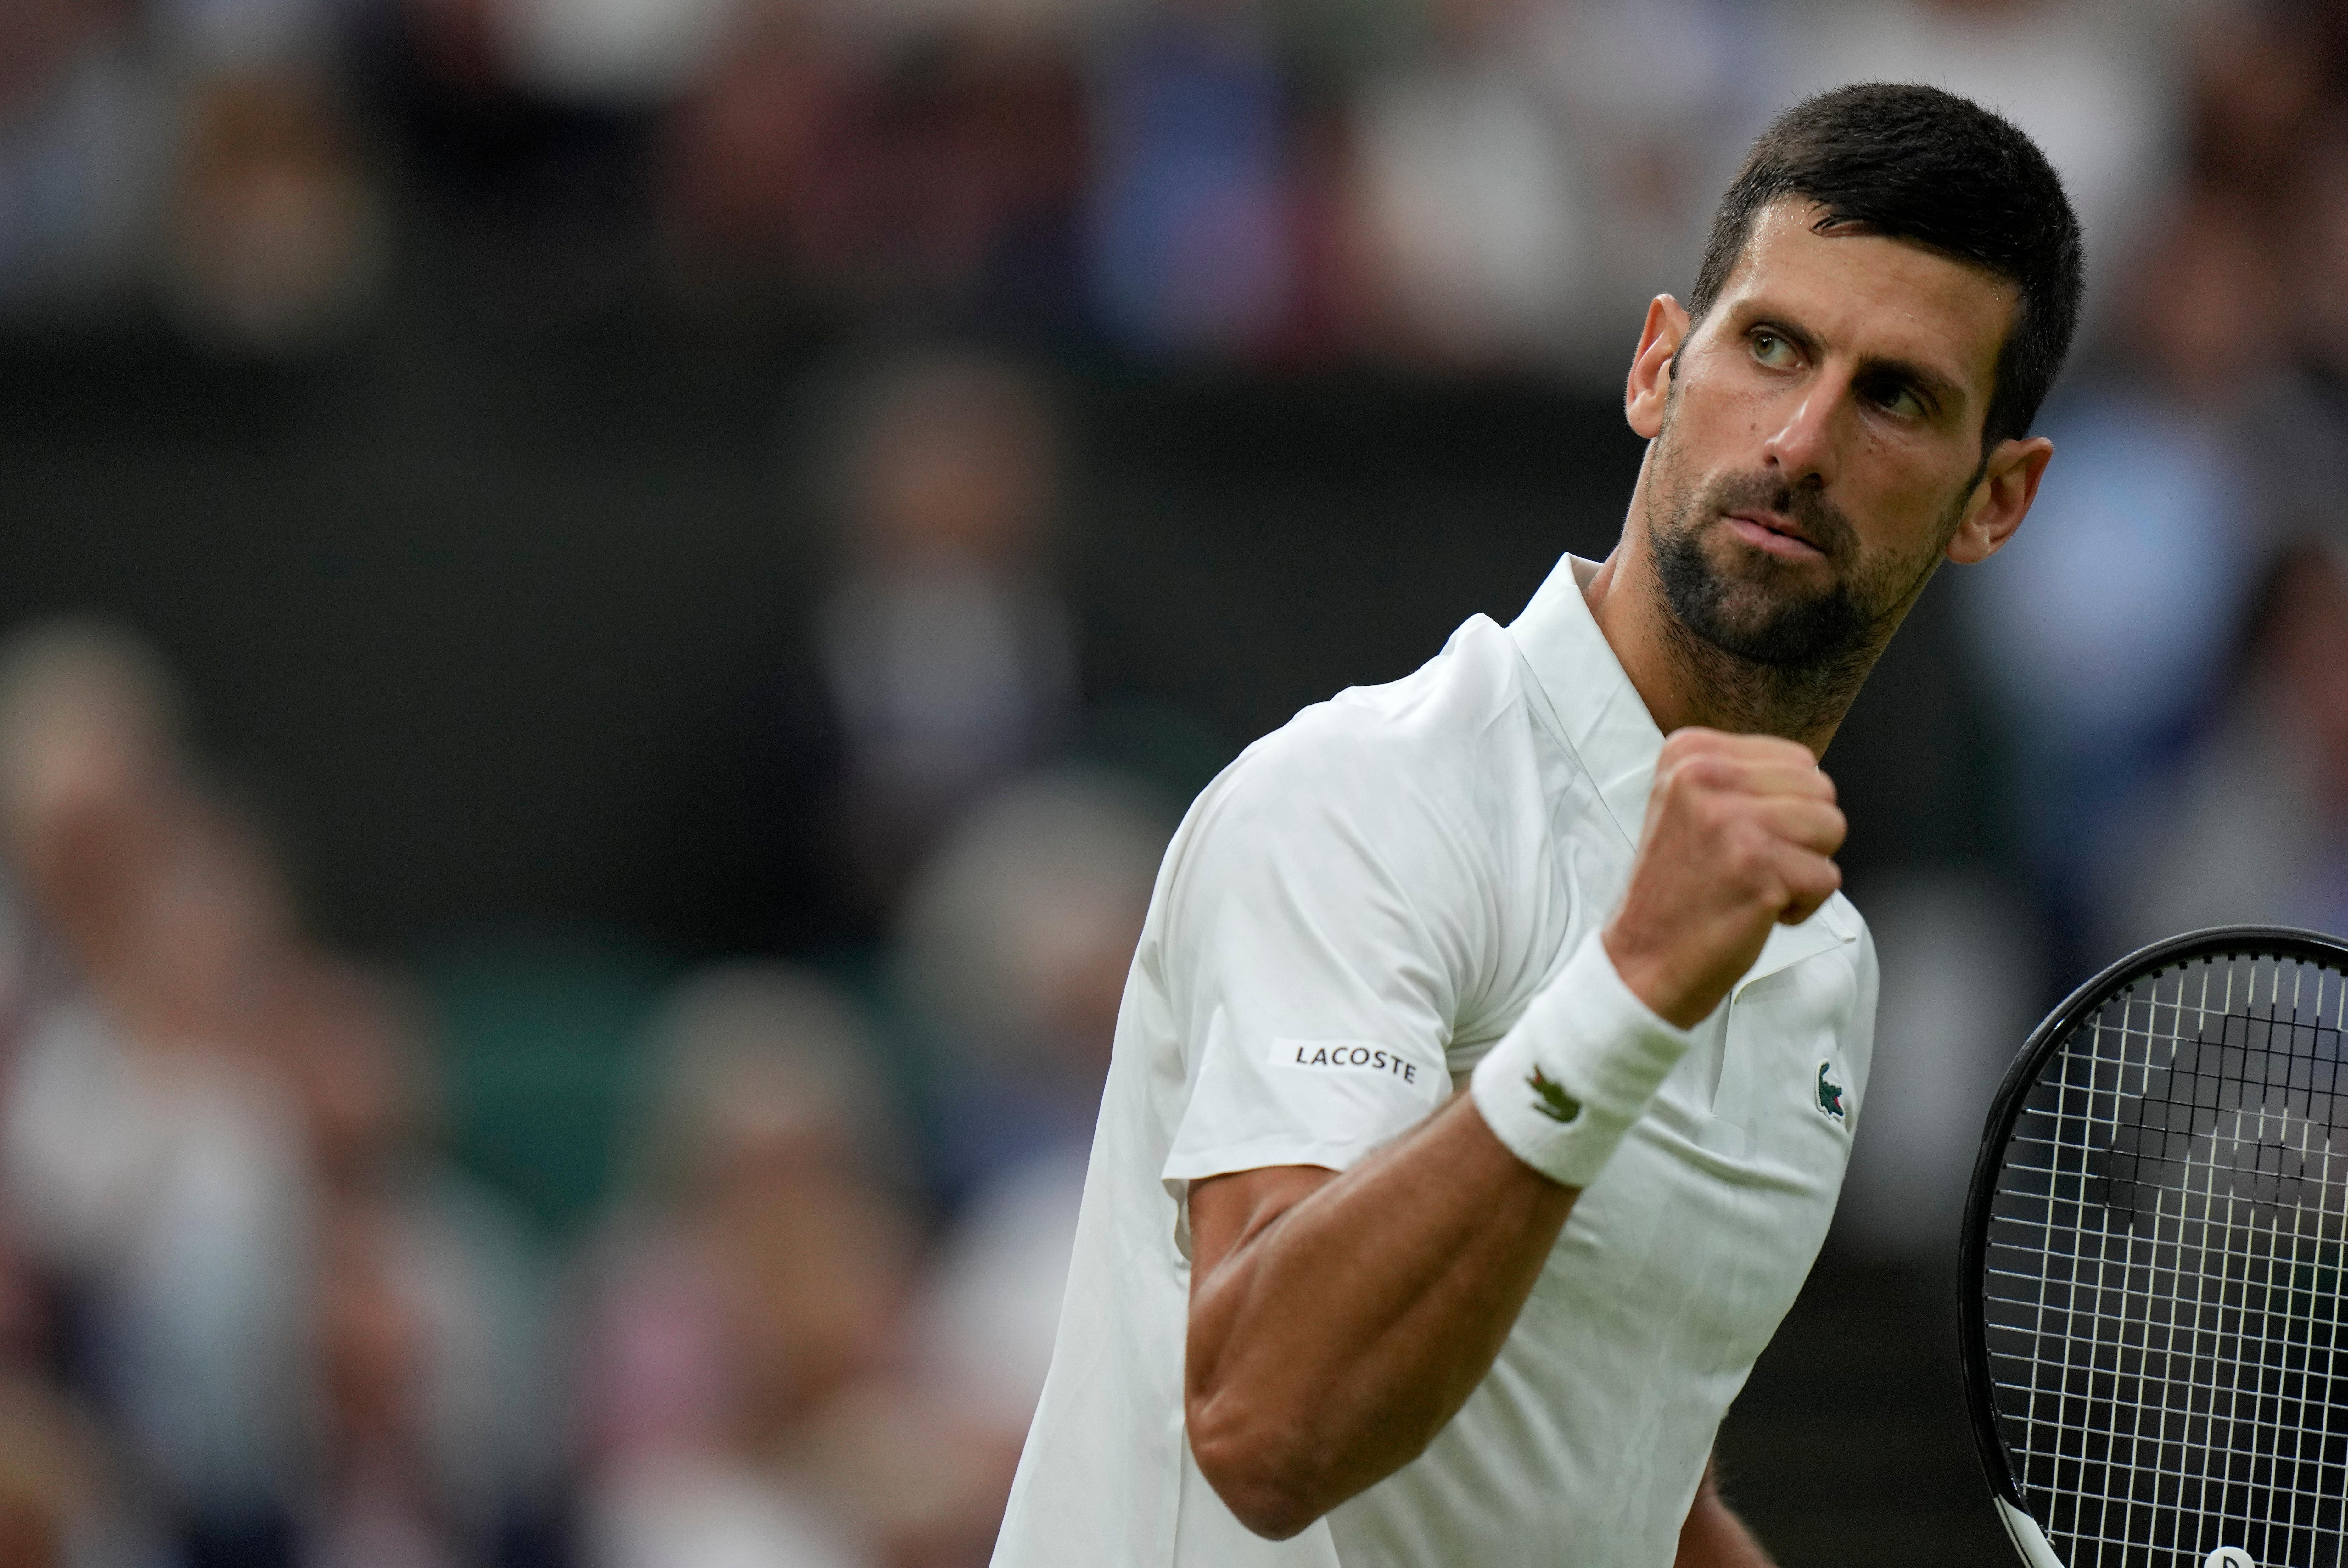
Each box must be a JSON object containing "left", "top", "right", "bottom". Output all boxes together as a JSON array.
[{"left": 1603, "top": 728, "right": 1846, "bottom": 1029}]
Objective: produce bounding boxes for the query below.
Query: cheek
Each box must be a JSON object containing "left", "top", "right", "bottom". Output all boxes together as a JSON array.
[
  {"left": 1657, "top": 383, "right": 1763, "bottom": 487},
  {"left": 1852, "top": 441, "right": 1976, "bottom": 546}
]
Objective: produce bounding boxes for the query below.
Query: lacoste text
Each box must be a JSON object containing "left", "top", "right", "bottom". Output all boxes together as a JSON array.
[{"left": 1287, "top": 1044, "right": 1418, "bottom": 1084}]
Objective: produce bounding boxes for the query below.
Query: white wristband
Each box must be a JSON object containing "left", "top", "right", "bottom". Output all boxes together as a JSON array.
[{"left": 1470, "top": 928, "right": 1698, "bottom": 1190}]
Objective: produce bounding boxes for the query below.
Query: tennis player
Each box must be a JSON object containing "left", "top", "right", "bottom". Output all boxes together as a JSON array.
[{"left": 992, "top": 83, "right": 2083, "bottom": 1566}]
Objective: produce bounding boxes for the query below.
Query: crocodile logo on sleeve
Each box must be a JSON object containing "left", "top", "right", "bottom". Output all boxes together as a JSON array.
[{"left": 1528, "top": 1067, "right": 1581, "bottom": 1125}]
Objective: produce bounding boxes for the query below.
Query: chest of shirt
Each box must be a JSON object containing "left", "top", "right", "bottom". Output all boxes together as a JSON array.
[
  {"left": 1493, "top": 940, "right": 1861, "bottom": 1391},
  {"left": 1440, "top": 751, "right": 1862, "bottom": 1188}
]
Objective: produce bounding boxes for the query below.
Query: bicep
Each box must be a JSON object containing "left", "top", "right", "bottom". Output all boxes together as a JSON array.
[
  {"left": 1188, "top": 1164, "right": 1338, "bottom": 1295},
  {"left": 1184, "top": 1164, "right": 1337, "bottom": 1406}
]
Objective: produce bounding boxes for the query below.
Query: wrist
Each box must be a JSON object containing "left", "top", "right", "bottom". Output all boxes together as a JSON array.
[
  {"left": 1470, "top": 929, "right": 1698, "bottom": 1190},
  {"left": 1601, "top": 921, "right": 1711, "bottom": 1030}
]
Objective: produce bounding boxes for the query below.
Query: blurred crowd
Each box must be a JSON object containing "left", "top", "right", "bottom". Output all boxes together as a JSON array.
[
  {"left": 0, "top": 580, "right": 1173, "bottom": 1567},
  {"left": 0, "top": 341, "right": 1174, "bottom": 1565},
  {"left": 0, "top": 0, "right": 2268, "bottom": 365},
  {"left": 3, "top": 0, "right": 2348, "bottom": 1561}
]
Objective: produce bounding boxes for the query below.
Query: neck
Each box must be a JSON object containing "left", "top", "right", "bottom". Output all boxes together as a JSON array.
[{"left": 1583, "top": 487, "right": 1920, "bottom": 757}]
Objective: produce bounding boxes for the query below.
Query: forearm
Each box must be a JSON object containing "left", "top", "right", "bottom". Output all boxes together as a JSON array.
[{"left": 1185, "top": 1093, "right": 1576, "bottom": 1535}]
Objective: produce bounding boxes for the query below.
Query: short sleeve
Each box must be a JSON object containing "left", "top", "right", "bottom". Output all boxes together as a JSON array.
[{"left": 1157, "top": 725, "right": 1474, "bottom": 1202}]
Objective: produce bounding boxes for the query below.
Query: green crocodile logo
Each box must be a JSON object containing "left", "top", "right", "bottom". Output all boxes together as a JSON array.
[
  {"left": 1817, "top": 1062, "right": 1846, "bottom": 1122},
  {"left": 1528, "top": 1068, "right": 1581, "bottom": 1125}
]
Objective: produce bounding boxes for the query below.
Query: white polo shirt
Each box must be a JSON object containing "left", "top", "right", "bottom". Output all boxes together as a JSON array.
[{"left": 992, "top": 553, "right": 1879, "bottom": 1568}]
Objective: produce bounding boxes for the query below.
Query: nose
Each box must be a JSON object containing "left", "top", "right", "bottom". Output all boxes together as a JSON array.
[{"left": 1761, "top": 379, "right": 1841, "bottom": 490}]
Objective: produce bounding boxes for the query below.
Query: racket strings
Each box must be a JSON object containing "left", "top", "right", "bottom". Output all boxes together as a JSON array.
[{"left": 1981, "top": 951, "right": 2348, "bottom": 1566}]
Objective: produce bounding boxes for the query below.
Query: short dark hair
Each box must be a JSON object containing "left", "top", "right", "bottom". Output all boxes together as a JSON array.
[{"left": 1690, "top": 83, "right": 2084, "bottom": 449}]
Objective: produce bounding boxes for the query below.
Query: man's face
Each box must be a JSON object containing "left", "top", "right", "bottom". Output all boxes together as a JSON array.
[{"left": 1640, "top": 199, "right": 2018, "bottom": 670}]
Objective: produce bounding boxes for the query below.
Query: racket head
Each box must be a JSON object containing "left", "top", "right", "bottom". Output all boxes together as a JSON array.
[{"left": 1959, "top": 924, "right": 2348, "bottom": 1567}]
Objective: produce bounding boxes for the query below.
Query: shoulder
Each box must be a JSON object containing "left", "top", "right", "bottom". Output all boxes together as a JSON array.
[
  {"left": 1153, "top": 616, "right": 1538, "bottom": 946},
  {"left": 1178, "top": 619, "right": 1540, "bottom": 883},
  {"left": 1204, "top": 614, "right": 1535, "bottom": 830}
]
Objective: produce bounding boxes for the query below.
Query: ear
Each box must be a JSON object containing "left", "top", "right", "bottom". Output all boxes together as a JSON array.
[
  {"left": 1946, "top": 435, "right": 2054, "bottom": 566},
  {"left": 1625, "top": 295, "right": 1690, "bottom": 440}
]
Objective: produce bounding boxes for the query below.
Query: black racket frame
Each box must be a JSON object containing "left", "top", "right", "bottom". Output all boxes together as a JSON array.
[{"left": 1957, "top": 923, "right": 2348, "bottom": 1534}]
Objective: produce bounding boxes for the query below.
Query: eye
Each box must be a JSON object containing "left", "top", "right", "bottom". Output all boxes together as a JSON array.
[
  {"left": 1864, "top": 379, "right": 1927, "bottom": 419},
  {"left": 1749, "top": 329, "right": 1797, "bottom": 368}
]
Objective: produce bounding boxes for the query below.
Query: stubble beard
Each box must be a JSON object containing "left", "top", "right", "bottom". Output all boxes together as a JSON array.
[{"left": 1642, "top": 409, "right": 1962, "bottom": 739}]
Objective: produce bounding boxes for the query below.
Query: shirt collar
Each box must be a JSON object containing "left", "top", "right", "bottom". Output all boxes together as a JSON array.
[
  {"left": 1506, "top": 551, "right": 1857, "bottom": 968},
  {"left": 1506, "top": 552, "right": 1662, "bottom": 850}
]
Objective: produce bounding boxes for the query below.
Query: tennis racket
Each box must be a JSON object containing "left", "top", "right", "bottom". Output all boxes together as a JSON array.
[{"left": 1959, "top": 925, "right": 2348, "bottom": 1568}]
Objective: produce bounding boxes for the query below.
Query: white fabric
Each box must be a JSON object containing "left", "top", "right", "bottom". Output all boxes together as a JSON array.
[
  {"left": 991, "top": 553, "right": 1878, "bottom": 1568},
  {"left": 1470, "top": 926, "right": 1698, "bottom": 1190},
  {"left": 2, "top": 1004, "right": 315, "bottom": 1508}
]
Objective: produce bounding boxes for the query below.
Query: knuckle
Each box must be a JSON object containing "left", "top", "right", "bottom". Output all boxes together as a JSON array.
[{"left": 1679, "top": 756, "right": 1733, "bottom": 794}]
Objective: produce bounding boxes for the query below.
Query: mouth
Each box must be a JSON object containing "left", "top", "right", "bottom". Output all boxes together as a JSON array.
[{"left": 1722, "top": 509, "right": 1827, "bottom": 561}]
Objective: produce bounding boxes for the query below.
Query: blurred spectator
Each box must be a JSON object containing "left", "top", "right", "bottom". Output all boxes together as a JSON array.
[
  {"left": 1088, "top": 0, "right": 1295, "bottom": 356},
  {"left": 1345, "top": 0, "right": 1762, "bottom": 375},
  {"left": 717, "top": 347, "right": 1078, "bottom": 953},
  {"left": 895, "top": 768, "right": 1167, "bottom": 1188},
  {"left": 660, "top": 2, "right": 1090, "bottom": 318},
  {"left": 491, "top": 0, "right": 739, "bottom": 106},
  {"left": 275, "top": 956, "right": 554, "bottom": 1568},
  {"left": 580, "top": 964, "right": 1004, "bottom": 1568},
  {"left": 0, "top": 621, "right": 316, "bottom": 1552},
  {"left": 653, "top": 0, "right": 852, "bottom": 302},
  {"left": 2093, "top": 540, "right": 2348, "bottom": 950},
  {"left": 0, "top": 1, "right": 158, "bottom": 323},
  {"left": 0, "top": 622, "right": 550, "bottom": 1568},
  {"left": 154, "top": 0, "right": 381, "bottom": 353},
  {"left": 896, "top": 770, "right": 1171, "bottom": 1437},
  {"left": 1963, "top": 186, "right": 2281, "bottom": 961},
  {"left": 159, "top": 70, "right": 387, "bottom": 355},
  {"left": 1522, "top": 0, "right": 1763, "bottom": 359},
  {"left": 1345, "top": 0, "right": 1590, "bottom": 368},
  {"left": 0, "top": 621, "right": 185, "bottom": 1012},
  {"left": 0, "top": 0, "right": 380, "bottom": 350},
  {"left": 1782, "top": 0, "right": 2183, "bottom": 333},
  {"left": 2183, "top": 0, "right": 2328, "bottom": 210}
]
